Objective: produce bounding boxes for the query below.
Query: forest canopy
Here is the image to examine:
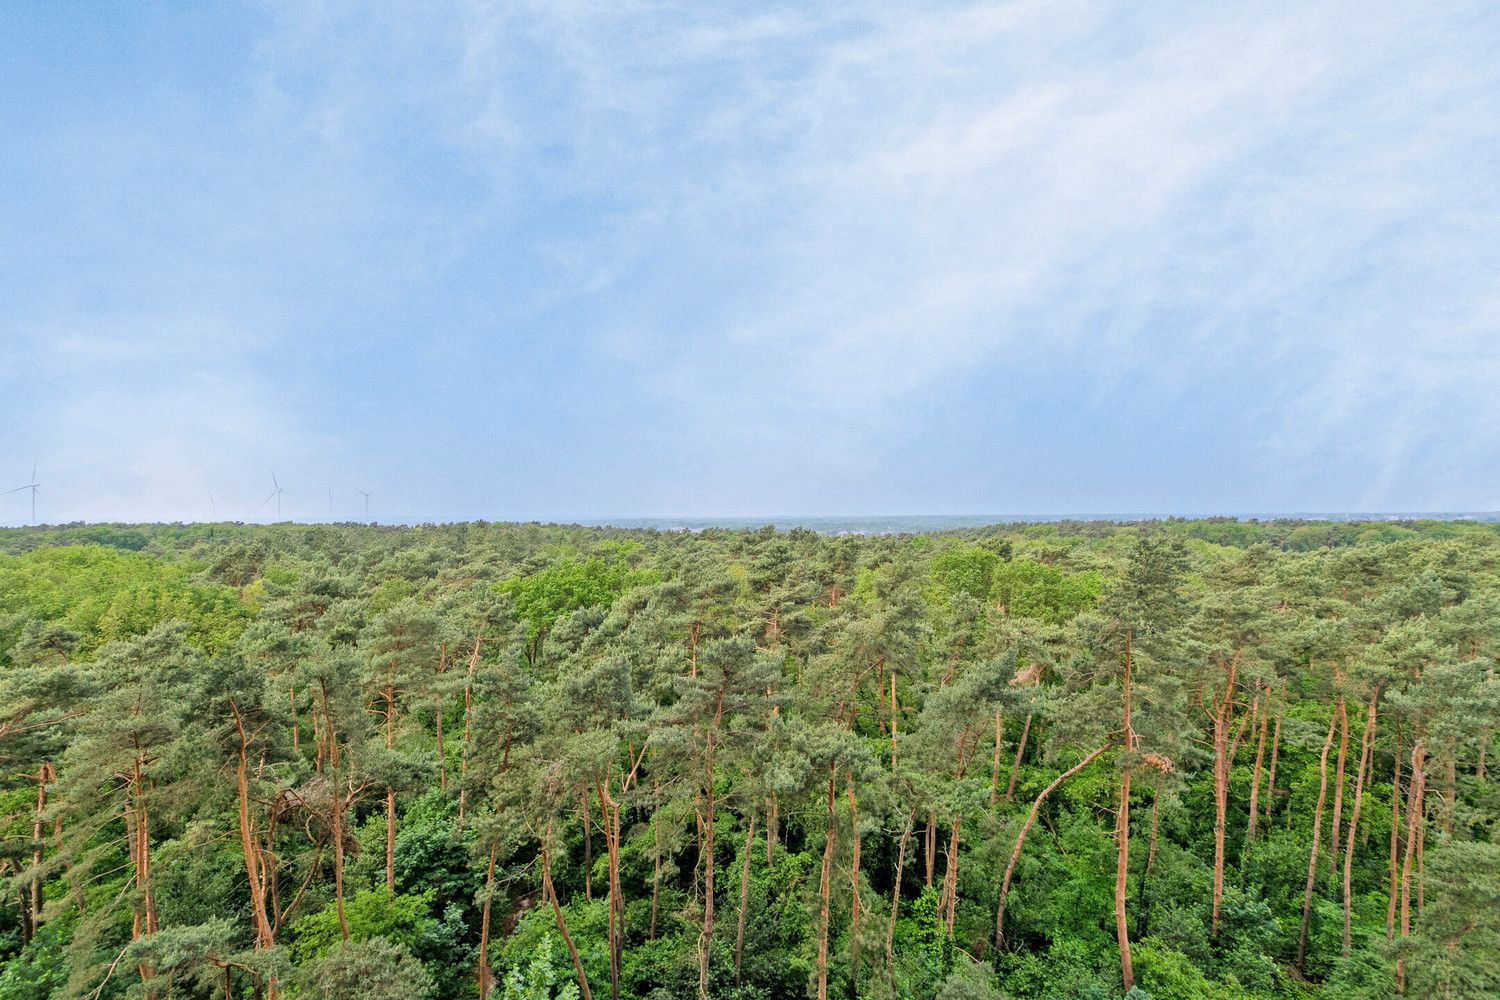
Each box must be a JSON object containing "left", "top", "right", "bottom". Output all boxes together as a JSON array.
[{"left": 0, "top": 518, "right": 1496, "bottom": 999}]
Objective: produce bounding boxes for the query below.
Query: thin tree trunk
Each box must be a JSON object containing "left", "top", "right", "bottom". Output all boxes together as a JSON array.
[
  {"left": 478, "top": 840, "right": 498, "bottom": 999},
  {"left": 940, "top": 816, "right": 962, "bottom": 936},
  {"left": 1005, "top": 714, "right": 1033, "bottom": 802},
  {"left": 1387, "top": 724, "right": 1402, "bottom": 941},
  {"left": 888, "top": 812, "right": 913, "bottom": 973},
  {"left": 1139, "top": 792, "right": 1160, "bottom": 939},
  {"left": 816, "top": 767, "right": 838, "bottom": 1000},
  {"left": 1297, "top": 712, "right": 1339, "bottom": 973},
  {"left": 1265, "top": 694, "right": 1283, "bottom": 825},
  {"left": 598, "top": 782, "right": 622, "bottom": 1000},
  {"left": 582, "top": 793, "right": 594, "bottom": 903},
  {"left": 995, "top": 744, "right": 1110, "bottom": 947},
  {"left": 435, "top": 644, "right": 448, "bottom": 793},
  {"left": 1329, "top": 694, "right": 1349, "bottom": 877},
  {"left": 1247, "top": 687, "right": 1269, "bottom": 843},
  {"left": 924, "top": 813, "right": 936, "bottom": 888},
  {"left": 766, "top": 795, "right": 779, "bottom": 867},
  {"left": 231, "top": 704, "right": 275, "bottom": 950},
  {"left": 847, "top": 778, "right": 862, "bottom": 998},
  {"left": 543, "top": 836, "right": 593, "bottom": 1000},
  {"left": 890, "top": 670, "right": 898, "bottom": 772},
  {"left": 1397, "top": 739, "right": 1426, "bottom": 992},
  {"left": 384, "top": 682, "right": 397, "bottom": 892},
  {"left": 734, "top": 812, "right": 757, "bottom": 984},
  {"left": 990, "top": 710, "right": 1003, "bottom": 805},
  {"left": 1211, "top": 652, "right": 1241, "bottom": 936},
  {"left": 650, "top": 803, "right": 661, "bottom": 941},
  {"left": 320, "top": 681, "right": 350, "bottom": 942},
  {"left": 698, "top": 700, "right": 723, "bottom": 1000},
  {"left": 1442, "top": 756, "right": 1457, "bottom": 836},
  {"left": 1114, "top": 628, "right": 1135, "bottom": 994},
  {"left": 1342, "top": 691, "right": 1378, "bottom": 956},
  {"left": 457, "top": 636, "right": 484, "bottom": 827},
  {"left": 29, "top": 764, "right": 46, "bottom": 941},
  {"left": 289, "top": 683, "right": 299, "bottom": 751}
]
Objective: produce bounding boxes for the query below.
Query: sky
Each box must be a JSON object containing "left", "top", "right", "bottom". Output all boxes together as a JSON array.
[{"left": 2, "top": 1, "right": 1498, "bottom": 525}]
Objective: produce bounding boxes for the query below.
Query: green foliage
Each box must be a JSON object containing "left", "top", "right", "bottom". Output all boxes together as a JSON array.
[
  {"left": 290, "top": 889, "right": 435, "bottom": 963},
  {"left": 503, "top": 935, "right": 582, "bottom": 1000},
  {"left": 0, "top": 518, "right": 1496, "bottom": 1000},
  {"left": 298, "top": 938, "right": 434, "bottom": 1000},
  {"left": 991, "top": 558, "right": 1103, "bottom": 623}
]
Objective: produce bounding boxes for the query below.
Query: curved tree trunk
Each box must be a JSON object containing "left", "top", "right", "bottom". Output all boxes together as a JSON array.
[
  {"left": 543, "top": 836, "right": 593, "bottom": 1000},
  {"left": 995, "top": 744, "right": 1110, "bottom": 947}
]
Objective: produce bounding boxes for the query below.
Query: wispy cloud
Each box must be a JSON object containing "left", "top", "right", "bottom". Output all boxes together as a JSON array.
[{"left": 1, "top": 1, "right": 1496, "bottom": 519}]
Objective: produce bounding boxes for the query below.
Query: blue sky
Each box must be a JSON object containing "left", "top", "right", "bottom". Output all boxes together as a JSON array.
[{"left": 2, "top": 2, "right": 1498, "bottom": 524}]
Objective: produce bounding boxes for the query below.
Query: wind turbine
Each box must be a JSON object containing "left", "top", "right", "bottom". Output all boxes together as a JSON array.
[
  {"left": 3, "top": 460, "right": 40, "bottom": 525},
  {"left": 328, "top": 487, "right": 334, "bottom": 521},
  {"left": 262, "top": 473, "right": 290, "bottom": 521},
  {"left": 359, "top": 488, "right": 373, "bottom": 522},
  {"left": 209, "top": 491, "right": 217, "bottom": 519}
]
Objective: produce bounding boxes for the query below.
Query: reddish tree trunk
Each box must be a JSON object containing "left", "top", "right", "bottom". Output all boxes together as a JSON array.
[
  {"left": 1265, "top": 695, "right": 1283, "bottom": 825},
  {"left": 1005, "top": 714, "right": 1033, "bottom": 802},
  {"left": 1297, "top": 712, "right": 1338, "bottom": 973},
  {"left": 1115, "top": 629, "right": 1135, "bottom": 994},
  {"left": 887, "top": 812, "right": 913, "bottom": 974},
  {"left": 1387, "top": 724, "right": 1402, "bottom": 941},
  {"left": 1329, "top": 694, "right": 1349, "bottom": 876},
  {"left": 477, "top": 841, "right": 498, "bottom": 999},
  {"left": 543, "top": 836, "right": 593, "bottom": 1000},
  {"left": 815, "top": 767, "right": 838, "bottom": 1000},
  {"left": 995, "top": 745, "right": 1110, "bottom": 946},
  {"left": 1247, "top": 687, "right": 1269, "bottom": 843},
  {"left": 1342, "top": 691, "right": 1378, "bottom": 955},
  {"left": 847, "top": 777, "right": 862, "bottom": 997},
  {"left": 1397, "top": 739, "right": 1426, "bottom": 992},
  {"left": 734, "top": 812, "right": 757, "bottom": 984}
]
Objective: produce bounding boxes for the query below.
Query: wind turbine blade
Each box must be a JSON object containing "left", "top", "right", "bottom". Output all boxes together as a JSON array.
[
  {"left": 262, "top": 491, "right": 277, "bottom": 506},
  {"left": 31, "top": 458, "right": 37, "bottom": 482},
  {"left": 1, "top": 484, "right": 30, "bottom": 495}
]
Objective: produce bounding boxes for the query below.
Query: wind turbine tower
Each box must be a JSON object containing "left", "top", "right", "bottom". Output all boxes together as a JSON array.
[
  {"left": 3, "top": 460, "right": 41, "bottom": 525},
  {"left": 360, "top": 488, "right": 373, "bottom": 522},
  {"left": 263, "top": 473, "right": 290, "bottom": 521}
]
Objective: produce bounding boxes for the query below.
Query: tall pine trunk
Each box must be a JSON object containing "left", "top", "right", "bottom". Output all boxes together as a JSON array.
[
  {"left": 1342, "top": 691, "right": 1378, "bottom": 955},
  {"left": 734, "top": 812, "right": 757, "bottom": 984},
  {"left": 1397, "top": 739, "right": 1426, "bottom": 993},
  {"left": 1114, "top": 628, "right": 1135, "bottom": 994},
  {"left": 815, "top": 767, "right": 838, "bottom": 1000},
  {"left": 1328, "top": 693, "right": 1349, "bottom": 877},
  {"left": 1247, "top": 687, "right": 1269, "bottom": 843},
  {"left": 1297, "top": 712, "right": 1338, "bottom": 973}
]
